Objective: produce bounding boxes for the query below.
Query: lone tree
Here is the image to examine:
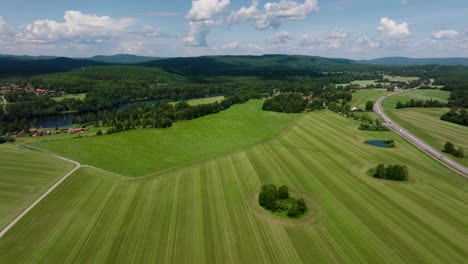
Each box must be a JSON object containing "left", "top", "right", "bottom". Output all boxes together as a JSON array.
[
  {"left": 277, "top": 185, "right": 289, "bottom": 199},
  {"left": 365, "top": 101, "right": 374, "bottom": 111},
  {"left": 444, "top": 142, "right": 455, "bottom": 153}
]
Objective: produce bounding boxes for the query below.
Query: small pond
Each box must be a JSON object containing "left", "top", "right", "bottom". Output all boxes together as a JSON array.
[{"left": 367, "top": 140, "right": 389, "bottom": 148}]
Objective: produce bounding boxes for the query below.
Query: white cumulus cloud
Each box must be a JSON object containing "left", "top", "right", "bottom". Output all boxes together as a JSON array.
[
  {"left": 432, "top": 30, "right": 461, "bottom": 39},
  {"left": 185, "top": 0, "right": 230, "bottom": 46},
  {"left": 266, "top": 31, "right": 291, "bottom": 44},
  {"left": 18, "top": 11, "right": 136, "bottom": 43},
  {"left": 377, "top": 17, "right": 411, "bottom": 39},
  {"left": 228, "top": 0, "right": 319, "bottom": 30}
]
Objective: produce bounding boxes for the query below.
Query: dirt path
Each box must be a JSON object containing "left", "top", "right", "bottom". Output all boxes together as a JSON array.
[{"left": 0, "top": 146, "right": 81, "bottom": 238}]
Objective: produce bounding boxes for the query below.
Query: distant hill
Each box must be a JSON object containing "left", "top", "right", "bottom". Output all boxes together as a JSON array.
[
  {"left": 0, "top": 57, "right": 112, "bottom": 76},
  {"left": 86, "top": 54, "right": 164, "bottom": 64},
  {"left": 140, "top": 54, "right": 355, "bottom": 75},
  {"left": 0, "top": 54, "right": 59, "bottom": 61},
  {"left": 360, "top": 57, "right": 468, "bottom": 66}
]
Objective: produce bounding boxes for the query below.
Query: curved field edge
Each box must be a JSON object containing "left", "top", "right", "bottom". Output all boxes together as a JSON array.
[
  {"left": 386, "top": 108, "right": 468, "bottom": 167},
  {"left": 1, "top": 111, "right": 466, "bottom": 263},
  {"left": 28, "top": 100, "right": 298, "bottom": 177},
  {"left": 0, "top": 144, "right": 75, "bottom": 230}
]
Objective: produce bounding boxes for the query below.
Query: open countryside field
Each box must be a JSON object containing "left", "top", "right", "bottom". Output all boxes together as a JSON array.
[
  {"left": 383, "top": 75, "right": 420, "bottom": 82},
  {"left": 170, "top": 96, "right": 225, "bottom": 106},
  {"left": 31, "top": 100, "right": 297, "bottom": 176},
  {"left": 1, "top": 111, "right": 467, "bottom": 263},
  {"left": 0, "top": 144, "right": 75, "bottom": 230},
  {"left": 387, "top": 108, "right": 468, "bottom": 167},
  {"left": 52, "top": 93, "right": 87, "bottom": 101},
  {"left": 348, "top": 89, "right": 390, "bottom": 109},
  {"left": 382, "top": 89, "right": 450, "bottom": 109}
]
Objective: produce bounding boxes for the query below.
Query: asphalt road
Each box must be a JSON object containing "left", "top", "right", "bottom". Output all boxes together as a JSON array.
[{"left": 374, "top": 88, "right": 468, "bottom": 179}]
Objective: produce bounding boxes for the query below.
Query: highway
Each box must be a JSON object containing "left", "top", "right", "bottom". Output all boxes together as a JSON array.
[{"left": 374, "top": 87, "right": 468, "bottom": 178}]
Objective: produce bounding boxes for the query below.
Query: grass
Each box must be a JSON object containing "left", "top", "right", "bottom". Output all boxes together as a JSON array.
[
  {"left": 382, "top": 89, "right": 450, "bottom": 109},
  {"left": 383, "top": 75, "right": 420, "bottom": 82},
  {"left": 386, "top": 107, "right": 468, "bottom": 167},
  {"left": 170, "top": 96, "right": 225, "bottom": 106},
  {"left": 348, "top": 89, "right": 390, "bottom": 109},
  {"left": 0, "top": 144, "right": 75, "bottom": 230},
  {"left": 52, "top": 93, "right": 87, "bottom": 101},
  {"left": 30, "top": 100, "right": 297, "bottom": 176},
  {"left": 1, "top": 110, "right": 466, "bottom": 263}
]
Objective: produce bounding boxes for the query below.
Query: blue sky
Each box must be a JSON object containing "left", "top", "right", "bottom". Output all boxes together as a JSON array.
[{"left": 0, "top": 0, "right": 467, "bottom": 59}]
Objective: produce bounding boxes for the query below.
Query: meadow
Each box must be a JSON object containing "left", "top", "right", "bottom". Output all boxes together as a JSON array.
[
  {"left": 52, "top": 93, "right": 87, "bottom": 101},
  {"left": 387, "top": 108, "right": 468, "bottom": 167},
  {"left": 348, "top": 89, "right": 390, "bottom": 110},
  {"left": 1, "top": 110, "right": 466, "bottom": 263},
  {"left": 383, "top": 75, "right": 420, "bottom": 82},
  {"left": 31, "top": 100, "right": 297, "bottom": 176},
  {"left": 382, "top": 89, "right": 450, "bottom": 109},
  {"left": 0, "top": 144, "right": 75, "bottom": 230},
  {"left": 169, "top": 96, "right": 225, "bottom": 106}
]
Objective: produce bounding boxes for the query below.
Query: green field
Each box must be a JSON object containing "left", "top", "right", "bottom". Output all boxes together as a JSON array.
[
  {"left": 382, "top": 89, "right": 450, "bottom": 109},
  {"left": 383, "top": 75, "right": 420, "bottom": 82},
  {"left": 31, "top": 100, "right": 297, "bottom": 176},
  {"left": 0, "top": 144, "right": 75, "bottom": 230},
  {"left": 348, "top": 89, "right": 390, "bottom": 110},
  {"left": 1, "top": 110, "right": 466, "bottom": 263},
  {"left": 387, "top": 108, "right": 468, "bottom": 167},
  {"left": 170, "top": 96, "right": 225, "bottom": 106},
  {"left": 52, "top": 93, "right": 87, "bottom": 101}
]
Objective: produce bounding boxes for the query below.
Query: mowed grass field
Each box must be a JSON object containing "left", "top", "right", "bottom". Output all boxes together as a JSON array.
[
  {"left": 383, "top": 75, "right": 420, "bottom": 82},
  {"left": 348, "top": 89, "right": 390, "bottom": 109},
  {"left": 383, "top": 89, "right": 450, "bottom": 109},
  {"left": 387, "top": 108, "right": 468, "bottom": 167},
  {"left": 1, "top": 111, "right": 466, "bottom": 263},
  {"left": 31, "top": 100, "right": 297, "bottom": 176},
  {"left": 186, "top": 96, "right": 225, "bottom": 105},
  {"left": 52, "top": 93, "right": 87, "bottom": 101},
  {"left": 0, "top": 144, "right": 75, "bottom": 230}
]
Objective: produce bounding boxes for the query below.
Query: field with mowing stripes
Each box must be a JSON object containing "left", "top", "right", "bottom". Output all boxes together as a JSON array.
[
  {"left": 382, "top": 89, "right": 450, "bottom": 109},
  {"left": 30, "top": 100, "right": 296, "bottom": 176},
  {"left": 387, "top": 108, "right": 468, "bottom": 167},
  {"left": 0, "top": 144, "right": 75, "bottom": 230},
  {"left": 1, "top": 111, "right": 466, "bottom": 263}
]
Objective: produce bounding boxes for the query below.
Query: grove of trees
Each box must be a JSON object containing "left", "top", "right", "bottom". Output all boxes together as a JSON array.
[
  {"left": 373, "top": 164, "right": 409, "bottom": 181},
  {"left": 258, "top": 184, "right": 307, "bottom": 218},
  {"left": 443, "top": 141, "right": 464, "bottom": 158}
]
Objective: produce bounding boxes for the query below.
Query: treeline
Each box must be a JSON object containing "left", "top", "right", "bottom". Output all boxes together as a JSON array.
[
  {"left": 396, "top": 99, "right": 447, "bottom": 109},
  {"left": 440, "top": 108, "right": 468, "bottom": 126},
  {"left": 358, "top": 123, "right": 389, "bottom": 131},
  {"left": 373, "top": 164, "right": 409, "bottom": 181}
]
